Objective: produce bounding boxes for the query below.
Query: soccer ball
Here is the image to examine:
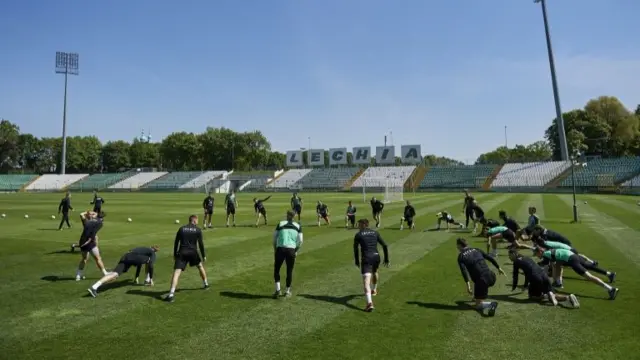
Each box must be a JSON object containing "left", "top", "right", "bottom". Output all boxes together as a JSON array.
[
  {"left": 175, "top": 220, "right": 180, "bottom": 224},
  {"left": 1, "top": 214, "right": 5, "bottom": 218},
  {"left": 51, "top": 215, "right": 56, "bottom": 219},
  {"left": 127, "top": 218, "right": 132, "bottom": 222},
  {"left": 584, "top": 201, "right": 587, "bottom": 204},
  {"left": 24, "top": 214, "right": 29, "bottom": 219}
]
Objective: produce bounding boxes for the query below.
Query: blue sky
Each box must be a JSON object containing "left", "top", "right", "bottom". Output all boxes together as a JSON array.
[{"left": 1, "top": 0, "right": 639, "bottom": 163}]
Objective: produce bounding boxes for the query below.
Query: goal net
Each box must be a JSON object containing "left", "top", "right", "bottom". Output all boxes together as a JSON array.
[{"left": 361, "top": 177, "right": 405, "bottom": 204}]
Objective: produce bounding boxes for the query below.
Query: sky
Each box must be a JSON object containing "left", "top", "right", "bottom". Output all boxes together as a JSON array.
[{"left": 1, "top": 0, "right": 639, "bottom": 163}]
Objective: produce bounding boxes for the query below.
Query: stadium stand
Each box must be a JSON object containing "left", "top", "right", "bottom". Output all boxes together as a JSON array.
[
  {"left": 143, "top": 171, "right": 204, "bottom": 189},
  {"left": 228, "top": 172, "right": 273, "bottom": 191},
  {"left": 0, "top": 174, "right": 38, "bottom": 191},
  {"left": 179, "top": 171, "right": 227, "bottom": 189},
  {"left": 67, "top": 172, "right": 137, "bottom": 191},
  {"left": 621, "top": 173, "right": 640, "bottom": 188},
  {"left": 109, "top": 172, "right": 167, "bottom": 190},
  {"left": 491, "top": 161, "right": 571, "bottom": 188},
  {"left": 296, "top": 167, "right": 361, "bottom": 190},
  {"left": 419, "top": 165, "right": 496, "bottom": 189},
  {"left": 268, "top": 169, "right": 312, "bottom": 189},
  {"left": 559, "top": 157, "right": 640, "bottom": 187},
  {"left": 351, "top": 166, "right": 416, "bottom": 188},
  {"left": 25, "top": 174, "right": 88, "bottom": 191}
]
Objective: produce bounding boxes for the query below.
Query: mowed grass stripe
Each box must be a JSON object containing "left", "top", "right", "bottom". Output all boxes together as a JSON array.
[{"left": 581, "top": 195, "right": 640, "bottom": 231}]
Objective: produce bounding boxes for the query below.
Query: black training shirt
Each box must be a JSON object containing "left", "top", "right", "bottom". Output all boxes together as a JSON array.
[
  {"left": 79, "top": 218, "right": 103, "bottom": 245},
  {"left": 370, "top": 200, "right": 384, "bottom": 212},
  {"left": 353, "top": 228, "right": 389, "bottom": 263},
  {"left": 503, "top": 217, "right": 520, "bottom": 232},
  {"left": 316, "top": 204, "right": 328, "bottom": 214},
  {"left": 91, "top": 195, "right": 105, "bottom": 208},
  {"left": 203, "top": 196, "right": 214, "bottom": 209},
  {"left": 174, "top": 224, "right": 205, "bottom": 258},
  {"left": 457, "top": 247, "right": 499, "bottom": 283},
  {"left": 471, "top": 204, "right": 484, "bottom": 218},
  {"left": 511, "top": 256, "right": 545, "bottom": 291},
  {"left": 404, "top": 205, "right": 416, "bottom": 218},
  {"left": 543, "top": 229, "right": 571, "bottom": 246},
  {"left": 59, "top": 197, "right": 73, "bottom": 213}
]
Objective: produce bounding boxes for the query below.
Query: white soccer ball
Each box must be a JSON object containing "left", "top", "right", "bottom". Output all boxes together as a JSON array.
[
  {"left": 127, "top": 218, "right": 132, "bottom": 222},
  {"left": 1, "top": 213, "right": 5, "bottom": 218},
  {"left": 24, "top": 214, "right": 29, "bottom": 219},
  {"left": 584, "top": 201, "right": 587, "bottom": 204},
  {"left": 51, "top": 215, "right": 56, "bottom": 219},
  {"left": 175, "top": 220, "right": 180, "bottom": 224}
]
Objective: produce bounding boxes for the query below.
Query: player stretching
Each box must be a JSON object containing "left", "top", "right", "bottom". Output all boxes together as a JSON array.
[
  {"left": 436, "top": 211, "right": 464, "bottom": 230},
  {"left": 272, "top": 210, "right": 303, "bottom": 298},
  {"left": 535, "top": 247, "right": 618, "bottom": 300},
  {"left": 462, "top": 190, "right": 475, "bottom": 229},
  {"left": 316, "top": 201, "right": 330, "bottom": 226},
  {"left": 530, "top": 238, "right": 597, "bottom": 266},
  {"left": 508, "top": 250, "right": 579, "bottom": 308},
  {"left": 164, "top": 215, "right": 209, "bottom": 303},
  {"left": 58, "top": 192, "right": 73, "bottom": 230},
  {"left": 75, "top": 211, "right": 109, "bottom": 280},
  {"left": 370, "top": 197, "right": 384, "bottom": 228},
  {"left": 91, "top": 191, "right": 105, "bottom": 213},
  {"left": 399, "top": 200, "right": 416, "bottom": 230},
  {"left": 498, "top": 210, "right": 521, "bottom": 235},
  {"left": 456, "top": 238, "right": 503, "bottom": 316},
  {"left": 253, "top": 196, "right": 272, "bottom": 226},
  {"left": 486, "top": 224, "right": 521, "bottom": 256},
  {"left": 353, "top": 219, "right": 389, "bottom": 312},
  {"left": 224, "top": 190, "right": 238, "bottom": 227},
  {"left": 531, "top": 225, "right": 571, "bottom": 245},
  {"left": 87, "top": 246, "right": 159, "bottom": 297},
  {"left": 202, "top": 192, "right": 214, "bottom": 228},
  {"left": 291, "top": 192, "right": 303, "bottom": 222},
  {"left": 470, "top": 203, "right": 486, "bottom": 235},
  {"left": 345, "top": 201, "right": 357, "bottom": 229}
]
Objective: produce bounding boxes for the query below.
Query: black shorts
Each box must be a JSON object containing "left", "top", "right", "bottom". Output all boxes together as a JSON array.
[
  {"left": 174, "top": 250, "right": 202, "bottom": 270},
  {"left": 404, "top": 216, "right": 414, "bottom": 225},
  {"left": 567, "top": 255, "right": 587, "bottom": 276},
  {"left": 446, "top": 218, "right": 456, "bottom": 224},
  {"left": 473, "top": 271, "right": 496, "bottom": 299},
  {"left": 318, "top": 212, "right": 328, "bottom": 220},
  {"left": 293, "top": 205, "right": 302, "bottom": 215},
  {"left": 476, "top": 215, "right": 486, "bottom": 224},
  {"left": 93, "top": 207, "right": 101, "bottom": 213},
  {"left": 503, "top": 229, "right": 516, "bottom": 243},
  {"left": 347, "top": 214, "right": 356, "bottom": 224},
  {"left": 258, "top": 208, "right": 266, "bottom": 216},
  {"left": 372, "top": 211, "right": 381, "bottom": 218},
  {"left": 204, "top": 208, "right": 213, "bottom": 215},
  {"left": 113, "top": 254, "right": 147, "bottom": 275},
  {"left": 360, "top": 254, "right": 381, "bottom": 275},
  {"left": 527, "top": 275, "right": 553, "bottom": 298},
  {"left": 226, "top": 206, "right": 236, "bottom": 215}
]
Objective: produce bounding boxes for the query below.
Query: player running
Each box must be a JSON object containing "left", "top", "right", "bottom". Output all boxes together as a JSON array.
[
  {"left": 202, "top": 192, "right": 214, "bottom": 228},
  {"left": 58, "top": 192, "right": 73, "bottom": 231},
  {"left": 462, "top": 190, "right": 476, "bottom": 229},
  {"left": 508, "top": 250, "right": 579, "bottom": 308},
  {"left": 253, "top": 196, "right": 272, "bottom": 227},
  {"left": 370, "top": 197, "right": 384, "bottom": 228},
  {"left": 436, "top": 211, "right": 464, "bottom": 231},
  {"left": 456, "top": 238, "right": 504, "bottom": 316},
  {"left": 87, "top": 245, "right": 159, "bottom": 297},
  {"left": 272, "top": 210, "right": 304, "bottom": 298},
  {"left": 290, "top": 192, "right": 303, "bottom": 222},
  {"left": 224, "top": 190, "right": 238, "bottom": 227},
  {"left": 75, "top": 210, "right": 109, "bottom": 280},
  {"left": 353, "top": 219, "right": 389, "bottom": 312},
  {"left": 164, "top": 215, "right": 209, "bottom": 303},
  {"left": 91, "top": 190, "right": 105, "bottom": 213},
  {"left": 316, "top": 201, "right": 330, "bottom": 226},
  {"left": 345, "top": 201, "right": 357, "bottom": 229}
]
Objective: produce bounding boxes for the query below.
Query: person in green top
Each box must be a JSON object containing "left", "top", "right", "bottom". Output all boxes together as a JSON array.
[
  {"left": 290, "top": 192, "right": 303, "bottom": 222},
  {"left": 345, "top": 201, "right": 357, "bottom": 229},
  {"left": 224, "top": 190, "right": 238, "bottom": 227},
  {"left": 535, "top": 247, "right": 618, "bottom": 300},
  {"left": 272, "top": 210, "right": 303, "bottom": 298},
  {"left": 485, "top": 225, "right": 520, "bottom": 257},
  {"left": 529, "top": 238, "right": 596, "bottom": 265}
]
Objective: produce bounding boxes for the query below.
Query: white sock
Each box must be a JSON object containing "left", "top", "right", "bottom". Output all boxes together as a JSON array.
[
  {"left": 203, "top": 280, "right": 208, "bottom": 286},
  {"left": 275, "top": 282, "right": 281, "bottom": 292},
  {"left": 604, "top": 283, "right": 612, "bottom": 291},
  {"left": 76, "top": 269, "right": 83, "bottom": 278},
  {"left": 286, "top": 287, "right": 291, "bottom": 293},
  {"left": 92, "top": 280, "right": 103, "bottom": 290},
  {"left": 480, "top": 301, "right": 492, "bottom": 309},
  {"left": 102, "top": 269, "right": 109, "bottom": 275},
  {"left": 169, "top": 287, "right": 176, "bottom": 295},
  {"left": 145, "top": 274, "right": 151, "bottom": 282},
  {"left": 365, "top": 292, "right": 372, "bottom": 304}
]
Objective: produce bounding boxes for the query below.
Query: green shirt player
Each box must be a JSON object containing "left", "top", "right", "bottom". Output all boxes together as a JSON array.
[
  {"left": 290, "top": 193, "right": 303, "bottom": 221},
  {"left": 272, "top": 210, "right": 303, "bottom": 298},
  {"left": 345, "top": 201, "right": 357, "bottom": 229},
  {"left": 224, "top": 190, "right": 238, "bottom": 227}
]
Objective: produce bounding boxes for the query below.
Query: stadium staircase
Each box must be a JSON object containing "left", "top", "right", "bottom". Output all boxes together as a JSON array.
[
  {"left": 405, "top": 165, "right": 427, "bottom": 191},
  {"left": 482, "top": 164, "right": 504, "bottom": 190},
  {"left": 343, "top": 167, "right": 366, "bottom": 190},
  {"left": 20, "top": 175, "right": 40, "bottom": 192},
  {"left": 266, "top": 171, "right": 286, "bottom": 186},
  {"left": 545, "top": 166, "right": 573, "bottom": 188}
]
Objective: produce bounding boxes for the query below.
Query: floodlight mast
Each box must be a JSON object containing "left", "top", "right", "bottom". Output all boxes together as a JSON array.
[{"left": 55, "top": 52, "right": 79, "bottom": 175}]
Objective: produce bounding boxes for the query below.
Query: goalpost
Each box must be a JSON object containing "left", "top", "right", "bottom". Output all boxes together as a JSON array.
[{"left": 361, "top": 177, "right": 405, "bottom": 204}]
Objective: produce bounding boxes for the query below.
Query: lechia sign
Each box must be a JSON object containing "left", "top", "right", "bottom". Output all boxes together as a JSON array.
[{"left": 285, "top": 145, "right": 422, "bottom": 167}]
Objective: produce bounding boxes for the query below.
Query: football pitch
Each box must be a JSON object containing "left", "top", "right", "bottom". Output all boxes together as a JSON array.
[{"left": 1, "top": 191, "right": 639, "bottom": 360}]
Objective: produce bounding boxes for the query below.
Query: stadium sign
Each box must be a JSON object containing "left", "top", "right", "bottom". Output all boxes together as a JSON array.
[{"left": 285, "top": 145, "right": 422, "bottom": 167}]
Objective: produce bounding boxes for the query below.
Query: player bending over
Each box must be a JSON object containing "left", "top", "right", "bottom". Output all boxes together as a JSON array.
[
  {"left": 456, "top": 238, "right": 504, "bottom": 316},
  {"left": 345, "top": 201, "right": 357, "bottom": 229},
  {"left": 353, "top": 219, "right": 389, "bottom": 312},
  {"left": 224, "top": 190, "right": 238, "bottom": 227},
  {"left": 316, "top": 201, "right": 330, "bottom": 226},
  {"left": 486, "top": 224, "right": 522, "bottom": 256},
  {"left": 508, "top": 250, "right": 579, "bottom": 308},
  {"left": 290, "top": 192, "right": 303, "bottom": 222},
  {"left": 400, "top": 200, "right": 416, "bottom": 230},
  {"left": 202, "top": 192, "right": 214, "bottom": 228},
  {"left": 87, "top": 245, "right": 159, "bottom": 297},
  {"left": 498, "top": 210, "right": 521, "bottom": 237},
  {"left": 164, "top": 215, "right": 209, "bottom": 303},
  {"left": 254, "top": 196, "right": 272, "bottom": 227},
  {"left": 75, "top": 211, "right": 109, "bottom": 280},
  {"left": 529, "top": 238, "right": 597, "bottom": 266},
  {"left": 370, "top": 197, "right": 384, "bottom": 228},
  {"left": 436, "top": 211, "right": 464, "bottom": 231},
  {"left": 273, "top": 210, "right": 303, "bottom": 298},
  {"left": 531, "top": 225, "right": 571, "bottom": 245},
  {"left": 470, "top": 203, "right": 487, "bottom": 235}
]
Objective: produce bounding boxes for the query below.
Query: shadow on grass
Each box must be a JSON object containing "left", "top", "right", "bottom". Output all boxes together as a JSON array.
[
  {"left": 37, "top": 228, "right": 62, "bottom": 231},
  {"left": 41, "top": 275, "right": 76, "bottom": 282},
  {"left": 44, "top": 250, "right": 75, "bottom": 255},
  {"left": 82, "top": 280, "right": 135, "bottom": 297},
  {"left": 298, "top": 294, "right": 363, "bottom": 312},
  {"left": 219, "top": 291, "right": 274, "bottom": 300},
  {"left": 126, "top": 287, "right": 202, "bottom": 300},
  {"left": 406, "top": 300, "right": 490, "bottom": 317},
  {"left": 555, "top": 290, "right": 603, "bottom": 300}
]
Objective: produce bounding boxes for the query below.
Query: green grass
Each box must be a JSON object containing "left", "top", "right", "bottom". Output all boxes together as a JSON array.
[{"left": 1, "top": 191, "right": 639, "bottom": 360}]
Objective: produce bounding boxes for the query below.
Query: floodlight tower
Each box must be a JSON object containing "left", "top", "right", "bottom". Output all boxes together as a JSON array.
[{"left": 55, "top": 52, "right": 79, "bottom": 175}]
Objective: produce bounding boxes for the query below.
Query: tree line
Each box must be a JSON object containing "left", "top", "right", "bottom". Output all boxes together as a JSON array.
[{"left": 476, "top": 96, "right": 640, "bottom": 164}]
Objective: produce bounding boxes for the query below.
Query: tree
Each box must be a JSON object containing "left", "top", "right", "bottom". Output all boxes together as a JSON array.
[
  {"left": 160, "top": 132, "right": 200, "bottom": 171},
  {"left": 0, "top": 120, "right": 20, "bottom": 171},
  {"left": 102, "top": 141, "right": 131, "bottom": 172},
  {"left": 129, "top": 138, "right": 160, "bottom": 168},
  {"left": 475, "top": 141, "right": 552, "bottom": 164},
  {"left": 422, "top": 155, "right": 464, "bottom": 166},
  {"left": 635, "top": 104, "right": 640, "bottom": 116}
]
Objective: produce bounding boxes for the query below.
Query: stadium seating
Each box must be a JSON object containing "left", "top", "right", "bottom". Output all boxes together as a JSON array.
[
  {"left": 109, "top": 172, "right": 167, "bottom": 190},
  {"left": 621, "top": 173, "right": 640, "bottom": 188},
  {"left": 0, "top": 174, "right": 38, "bottom": 191},
  {"left": 419, "top": 165, "right": 496, "bottom": 189},
  {"left": 24, "top": 174, "right": 88, "bottom": 191},
  {"left": 228, "top": 172, "right": 273, "bottom": 191},
  {"left": 559, "top": 157, "right": 640, "bottom": 187},
  {"left": 179, "top": 171, "right": 227, "bottom": 189},
  {"left": 351, "top": 166, "right": 416, "bottom": 188},
  {"left": 268, "top": 169, "right": 312, "bottom": 189},
  {"left": 296, "top": 167, "right": 361, "bottom": 190},
  {"left": 491, "top": 161, "right": 570, "bottom": 188},
  {"left": 143, "top": 171, "right": 204, "bottom": 189},
  {"left": 67, "top": 172, "right": 137, "bottom": 191}
]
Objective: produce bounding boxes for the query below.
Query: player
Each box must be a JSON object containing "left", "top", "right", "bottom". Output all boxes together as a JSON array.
[
  {"left": 436, "top": 211, "right": 464, "bottom": 230},
  {"left": 530, "top": 225, "right": 571, "bottom": 245},
  {"left": 353, "top": 219, "right": 389, "bottom": 312},
  {"left": 87, "top": 245, "right": 159, "bottom": 297},
  {"left": 498, "top": 210, "right": 521, "bottom": 235},
  {"left": 462, "top": 189, "right": 476, "bottom": 229},
  {"left": 508, "top": 250, "right": 579, "bottom": 308},
  {"left": 75, "top": 211, "right": 109, "bottom": 280},
  {"left": 164, "top": 215, "right": 209, "bottom": 303},
  {"left": 58, "top": 192, "right": 73, "bottom": 230},
  {"left": 253, "top": 196, "right": 272, "bottom": 226},
  {"left": 398, "top": 200, "right": 416, "bottom": 230},
  {"left": 469, "top": 202, "right": 487, "bottom": 235},
  {"left": 535, "top": 247, "right": 618, "bottom": 300},
  {"left": 91, "top": 190, "right": 105, "bottom": 213},
  {"left": 370, "top": 197, "right": 384, "bottom": 228},
  {"left": 202, "top": 192, "right": 214, "bottom": 228},
  {"left": 530, "top": 237, "right": 597, "bottom": 266},
  {"left": 315, "top": 201, "right": 330, "bottom": 226},
  {"left": 290, "top": 192, "right": 303, "bottom": 222},
  {"left": 272, "top": 210, "right": 303, "bottom": 298},
  {"left": 224, "top": 190, "right": 238, "bottom": 227},
  {"left": 486, "top": 224, "right": 521, "bottom": 256},
  {"left": 345, "top": 201, "right": 357, "bottom": 229},
  {"left": 456, "top": 238, "right": 504, "bottom": 317}
]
